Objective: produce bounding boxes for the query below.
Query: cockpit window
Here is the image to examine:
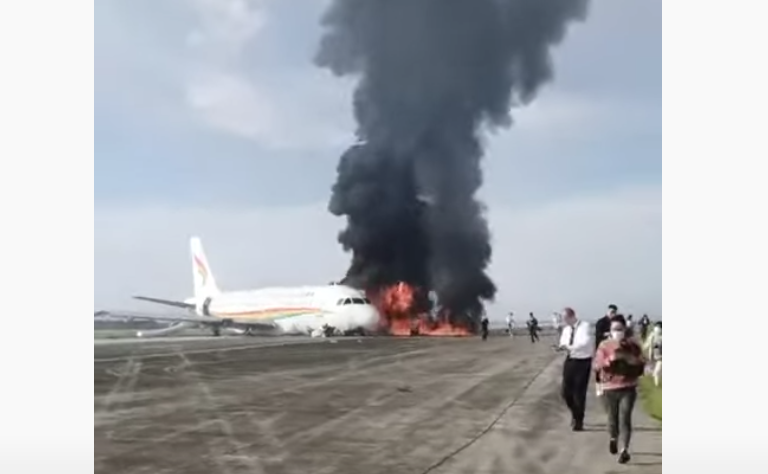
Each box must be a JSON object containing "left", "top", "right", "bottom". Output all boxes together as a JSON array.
[{"left": 337, "top": 297, "right": 372, "bottom": 306}]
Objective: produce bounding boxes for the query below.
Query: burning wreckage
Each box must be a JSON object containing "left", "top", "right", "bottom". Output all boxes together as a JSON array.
[
  {"left": 334, "top": 280, "right": 475, "bottom": 337},
  {"left": 317, "top": 281, "right": 470, "bottom": 338},
  {"left": 316, "top": 0, "right": 590, "bottom": 338}
]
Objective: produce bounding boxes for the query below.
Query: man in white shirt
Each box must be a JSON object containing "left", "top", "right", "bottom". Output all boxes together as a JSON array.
[
  {"left": 558, "top": 307, "right": 595, "bottom": 431},
  {"left": 552, "top": 312, "right": 564, "bottom": 339},
  {"left": 506, "top": 312, "right": 515, "bottom": 337}
]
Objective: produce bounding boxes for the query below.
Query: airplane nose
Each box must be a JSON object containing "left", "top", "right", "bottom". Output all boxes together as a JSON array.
[{"left": 367, "top": 307, "right": 382, "bottom": 326}]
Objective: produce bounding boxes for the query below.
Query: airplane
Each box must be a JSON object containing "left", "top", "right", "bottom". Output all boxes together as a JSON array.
[{"left": 120, "top": 237, "right": 382, "bottom": 338}]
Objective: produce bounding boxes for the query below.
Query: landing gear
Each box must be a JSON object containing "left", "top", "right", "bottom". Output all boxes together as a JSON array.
[
  {"left": 345, "top": 327, "right": 367, "bottom": 337},
  {"left": 211, "top": 319, "right": 234, "bottom": 337}
]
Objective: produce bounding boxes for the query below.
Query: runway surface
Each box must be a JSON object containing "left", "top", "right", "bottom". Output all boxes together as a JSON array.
[
  {"left": 94, "top": 336, "right": 320, "bottom": 361},
  {"left": 95, "top": 336, "right": 661, "bottom": 474}
]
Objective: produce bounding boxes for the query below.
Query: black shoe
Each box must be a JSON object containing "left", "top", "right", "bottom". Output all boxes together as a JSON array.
[
  {"left": 609, "top": 439, "right": 618, "bottom": 455},
  {"left": 572, "top": 420, "right": 584, "bottom": 432},
  {"left": 618, "top": 450, "right": 631, "bottom": 464}
]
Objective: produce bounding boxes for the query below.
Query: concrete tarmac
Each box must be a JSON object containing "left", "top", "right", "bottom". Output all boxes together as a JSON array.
[
  {"left": 95, "top": 336, "right": 661, "bottom": 474},
  {"left": 94, "top": 336, "right": 321, "bottom": 361}
]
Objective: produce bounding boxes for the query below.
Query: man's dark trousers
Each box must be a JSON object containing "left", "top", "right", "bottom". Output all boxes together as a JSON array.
[{"left": 562, "top": 357, "right": 593, "bottom": 428}]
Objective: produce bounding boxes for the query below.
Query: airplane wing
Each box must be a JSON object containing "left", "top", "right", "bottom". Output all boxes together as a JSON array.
[
  {"left": 96, "top": 310, "right": 280, "bottom": 331},
  {"left": 133, "top": 296, "right": 196, "bottom": 310},
  {"left": 95, "top": 310, "right": 217, "bottom": 325}
]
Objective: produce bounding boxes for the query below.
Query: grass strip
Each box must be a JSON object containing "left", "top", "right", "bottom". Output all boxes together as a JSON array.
[{"left": 639, "top": 376, "right": 661, "bottom": 422}]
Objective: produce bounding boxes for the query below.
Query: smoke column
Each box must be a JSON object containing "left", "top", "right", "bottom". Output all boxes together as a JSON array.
[{"left": 316, "top": 0, "right": 590, "bottom": 325}]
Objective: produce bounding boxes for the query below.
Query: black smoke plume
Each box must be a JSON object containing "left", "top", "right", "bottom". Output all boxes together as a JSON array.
[{"left": 316, "top": 0, "right": 590, "bottom": 326}]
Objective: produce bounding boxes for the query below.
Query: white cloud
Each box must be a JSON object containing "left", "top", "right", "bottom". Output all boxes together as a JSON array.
[
  {"left": 181, "top": 0, "right": 279, "bottom": 141},
  {"left": 95, "top": 182, "right": 660, "bottom": 319},
  {"left": 184, "top": 69, "right": 355, "bottom": 150},
  {"left": 94, "top": 0, "right": 356, "bottom": 151},
  {"left": 511, "top": 92, "right": 598, "bottom": 133},
  {"left": 96, "top": 0, "right": 650, "bottom": 153},
  {"left": 185, "top": 71, "right": 276, "bottom": 140},
  {"left": 185, "top": 0, "right": 268, "bottom": 59}
]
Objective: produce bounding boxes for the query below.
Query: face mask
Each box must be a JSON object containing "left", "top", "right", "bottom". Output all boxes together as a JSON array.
[{"left": 610, "top": 330, "right": 625, "bottom": 340}]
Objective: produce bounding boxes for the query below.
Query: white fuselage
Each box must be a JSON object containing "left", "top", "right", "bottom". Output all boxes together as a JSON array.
[
  {"left": 129, "top": 237, "right": 383, "bottom": 338},
  {"left": 193, "top": 285, "right": 381, "bottom": 336}
]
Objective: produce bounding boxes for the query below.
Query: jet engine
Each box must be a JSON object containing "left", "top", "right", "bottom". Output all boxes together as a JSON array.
[{"left": 222, "top": 327, "right": 248, "bottom": 336}]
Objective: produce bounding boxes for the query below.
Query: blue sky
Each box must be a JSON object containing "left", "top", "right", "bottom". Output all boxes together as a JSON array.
[{"left": 94, "top": 0, "right": 661, "bottom": 319}]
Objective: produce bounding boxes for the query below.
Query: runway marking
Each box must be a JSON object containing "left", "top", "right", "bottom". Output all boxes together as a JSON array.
[
  {"left": 172, "top": 352, "right": 269, "bottom": 474},
  {"left": 100, "top": 359, "right": 143, "bottom": 414},
  {"left": 106, "top": 420, "right": 222, "bottom": 443},
  {"left": 94, "top": 339, "right": 328, "bottom": 363},
  {"left": 419, "top": 353, "right": 559, "bottom": 474}
]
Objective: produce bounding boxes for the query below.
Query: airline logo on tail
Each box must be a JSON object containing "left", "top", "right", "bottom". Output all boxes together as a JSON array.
[{"left": 194, "top": 255, "right": 209, "bottom": 286}]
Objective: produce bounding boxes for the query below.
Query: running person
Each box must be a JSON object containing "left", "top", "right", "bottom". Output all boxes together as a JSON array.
[
  {"left": 594, "top": 304, "right": 617, "bottom": 396},
  {"left": 527, "top": 313, "right": 540, "bottom": 343},
  {"left": 506, "top": 312, "right": 515, "bottom": 337},
  {"left": 552, "top": 312, "right": 564, "bottom": 340},
  {"left": 638, "top": 314, "right": 651, "bottom": 340},
  {"left": 644, "top": 321, "right": 662, "bottom": 386},
  {"left": 480, "top": 315, "right": 490, "bottom": 341},
  {"left": 625, "top": 315, "right": 635, "bottom": 339},
  {"left": 593, "top": 314, "right": 646, "bottom": 464},
  {"left": 559, "top": 307, "right": 594, "bottom": 431}
]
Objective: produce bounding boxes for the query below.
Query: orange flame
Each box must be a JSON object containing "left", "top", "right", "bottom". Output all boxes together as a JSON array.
[{"left": 368, "top": 282, "right": 472, "bottom": 337}]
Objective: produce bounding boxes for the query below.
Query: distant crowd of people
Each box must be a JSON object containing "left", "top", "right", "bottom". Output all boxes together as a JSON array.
[
  {"left": 497, "top": 312, "right": 543, "bottom": 343},
  {"left": 498, "top": 311, "right": 660, "bottom": 353},
  {"left": 479, "top": 305, "right": 661, "bottom": 466}
]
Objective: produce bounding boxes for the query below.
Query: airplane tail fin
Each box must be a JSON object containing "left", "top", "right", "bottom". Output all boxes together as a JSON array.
[{"left": 190, "top": 236, "right": 220, "bottom": 300}]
